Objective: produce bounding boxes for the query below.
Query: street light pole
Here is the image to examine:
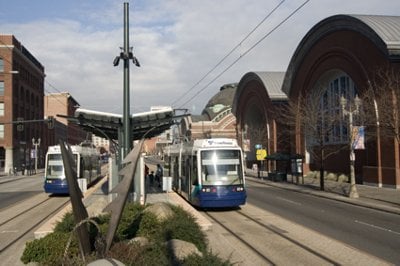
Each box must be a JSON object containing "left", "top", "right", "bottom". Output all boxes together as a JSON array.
[
  {"left": 32, "top": 138, "right": 41, "bottom": 174},
  {"left": 340, "top": 95, "right": 360, "bottom": 199},
  {"left": 122, "top": 2, "right": 131, "bottom": 158},
  {"left": 113, "top": 2, "right": 140, "bottom": 160}
]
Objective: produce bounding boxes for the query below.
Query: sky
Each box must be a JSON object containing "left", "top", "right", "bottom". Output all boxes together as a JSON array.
[{"left": 1, "top": 0, "right": 399, "bottom": 115}]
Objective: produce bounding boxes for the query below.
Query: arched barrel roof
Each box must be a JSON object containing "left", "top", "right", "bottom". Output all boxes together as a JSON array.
[
  {"left": 282, "top": 14, "right": 400, "bottom": 95},
  {"left": 232, "top": 71, "right": 286, "bottom": 114}
]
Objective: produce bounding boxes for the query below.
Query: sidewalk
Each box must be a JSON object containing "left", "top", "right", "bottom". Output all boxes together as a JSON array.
[
  {"left": 0, "top": 169, "right": 44, "bottom": 184},
  {"left": 245, "top": 169, "right": 400, "bottom": 215}
]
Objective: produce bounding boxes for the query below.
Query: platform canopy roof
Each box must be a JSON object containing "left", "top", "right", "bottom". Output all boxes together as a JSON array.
[{"left": 60, "top": 107, "right": 187, "bottom": 141}]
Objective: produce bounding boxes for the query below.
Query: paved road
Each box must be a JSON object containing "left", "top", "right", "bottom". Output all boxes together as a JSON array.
[
  {"left": 0, "top": 173, "right": 43, "bottom": 209},
  {"left": 246, "top": 179, "right": 400, "bottom": 264},
  {"left": 0, "top": 174, "right": 69, "bottom": 265}
]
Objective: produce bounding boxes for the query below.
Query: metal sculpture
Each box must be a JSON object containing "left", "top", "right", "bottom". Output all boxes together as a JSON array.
[
  {"left": 103, "top": 139, "right": 144, "bottom": 252},
  {"left": 59, "top": 140, "right": 91, "bottom": 256}
]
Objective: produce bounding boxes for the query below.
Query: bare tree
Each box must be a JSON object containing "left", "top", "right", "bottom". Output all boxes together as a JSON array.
[
  {"left": 245, "top": 124, "right": 269, "bottom": 173},
  {"left": 280, "top": 84, "right": 343, "bottom": 190},
  {"left": 247, "top": 125, "right": 269, "bottom": 149},
  {"left": 362, "top": 66, "right": 400, "bottom": 184},
  {"left": 363, "top": 67, "right": 400, "bottom": 140}
]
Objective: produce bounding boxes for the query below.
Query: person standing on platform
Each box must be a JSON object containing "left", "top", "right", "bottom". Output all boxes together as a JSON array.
[
  {"left": 155, "top": 164, "right": 163, "bottom": 188},
  {"left": 148, "top": 171, "right": 155, "bottom": 186}
]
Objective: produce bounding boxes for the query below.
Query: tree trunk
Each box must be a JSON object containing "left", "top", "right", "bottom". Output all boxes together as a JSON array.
[
  {"left": 319, "top": 148, "right": 324, "bottom": 191},
  {"left": 319, "top": 167, "right": 325, "bottom": 191}
]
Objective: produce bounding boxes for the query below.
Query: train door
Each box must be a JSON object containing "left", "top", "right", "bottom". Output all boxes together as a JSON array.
[
  {"left": 173, "top": 156, "right": 180, "bottom": 192},
  {"left": 190, "top": 155, "right": 200, "bottom": 201},
  {"left": 180, "top": 155, "right": 190, "bottom": 199}
]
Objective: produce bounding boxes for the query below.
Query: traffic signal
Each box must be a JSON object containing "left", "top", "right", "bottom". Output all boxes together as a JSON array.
[
  {"left": 47, "top": 116, "right": 54, "bottom": 129},
  {"left": 17, "top": 117, "right": 24, "bottom": 132}
]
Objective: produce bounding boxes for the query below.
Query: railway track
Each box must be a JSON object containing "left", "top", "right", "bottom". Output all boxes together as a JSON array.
[
  {"left": 204, "top": 208, "right": 339, "bottom": 265},
  {"left": 0, "top": 193, "right": 69, "bottom": 253},
  {"left": 203, "top": 203, "right": 388, "bottom": 265}
]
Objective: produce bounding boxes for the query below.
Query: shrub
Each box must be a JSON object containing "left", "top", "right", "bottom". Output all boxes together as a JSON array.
[
  {"left": 107, "top": 241, "right": 148, "bottom": 265},
  {"left": 107, "top": 241, "right": 171, "bottom": 265},
  {"left": 53, "top": 211, "right": 110, "bottom": 251},
  {"left": 337, "top": 174, "right": 349, "bottom": 183},
  {"left": 160, "top": 205, "right": 207, "bottom": 252},
  {"left": 136, "top": 211, "right": 162, "bottom": 240},
  {"left": 126, "top": 242, "right": 170, "bottom": 265},
  {"left": 21, "top": 232, "right": 80, "bottom": 265},
  {"left": 114, "top": 203, "right": 146, "bottom": 241},
  {"left": 21, "top": 202, "right": 229, "bottom": 265},
  {"left": 54, "top": 212, "right": 75, "bottom": 233}
]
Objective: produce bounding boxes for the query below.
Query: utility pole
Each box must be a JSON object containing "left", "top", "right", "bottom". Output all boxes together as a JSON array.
[
  {"left": 113, "top": 2, "right": 140, "bottom": 160},
  {"left": 341, "top": 95, "right": 361, "bottom": 199},
  {"left": 123, "top": 2, "right": 131, "bottom": 158}
]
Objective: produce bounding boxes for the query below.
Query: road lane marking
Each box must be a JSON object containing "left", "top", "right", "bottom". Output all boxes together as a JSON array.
[
  {"left": 355, "top": 220, "right": 400, "bottom": 236},
  {"left": 1, "top": 230, "right": 18, "bottom": 233},
  {"left": 276, "top": 196, "right": 302, "bottom": 205}
]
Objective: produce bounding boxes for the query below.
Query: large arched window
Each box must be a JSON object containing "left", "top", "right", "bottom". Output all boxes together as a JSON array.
[{"left": 321, "top": 73, "right": 358, "bottom": 144}]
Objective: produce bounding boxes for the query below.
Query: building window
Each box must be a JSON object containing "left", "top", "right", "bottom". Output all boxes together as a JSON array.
[
  {"left": 0, "top": 58, "right": 4, "bottom": 72},
  {"left": 0, "top": 82, "right": 4, "bottom": 96},
  {"left": 321, "top": 74, "right": 357, "bottom": 144},
  {"left": 0, "top": 124, "right": 4, "bottom": 138},
  {"left": 0, "top": 103, "right": 4, "bottom": 116}
]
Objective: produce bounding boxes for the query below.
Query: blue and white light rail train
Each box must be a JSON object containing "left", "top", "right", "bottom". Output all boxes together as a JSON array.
[
  {"left": 164, "top": 138, "right": 247, "bottom": 208},
  {"left": 44, "top": 142, "right": 101, "bottom": 194}
]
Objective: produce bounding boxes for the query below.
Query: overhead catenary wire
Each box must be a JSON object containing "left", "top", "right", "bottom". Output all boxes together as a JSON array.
[
  {"left": 176, "top": 0, "right": 311, "bottom": 110},
  {"left": 171, "top": 0, "right": 286, "bottom": 107}
]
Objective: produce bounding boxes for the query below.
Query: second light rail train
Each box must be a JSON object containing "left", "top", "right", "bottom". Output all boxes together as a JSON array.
[
  {"left": 164, "top": 138, "right": 247, "bottom": 208},
  {"left": 43, "top": 142, "right": 101, "bottom": 194}
]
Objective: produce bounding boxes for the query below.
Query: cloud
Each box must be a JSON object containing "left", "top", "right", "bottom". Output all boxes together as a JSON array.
[{"left": 2, "top": 0, "right": 400, "bottom": 114}]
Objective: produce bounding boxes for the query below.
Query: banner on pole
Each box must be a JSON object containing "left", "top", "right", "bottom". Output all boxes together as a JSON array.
[
  {"left": 352, "top": 126, "right": 365, "bottom": 150},
  {"left": 243, "top": 139, "right": 250, "bottom": 152}
]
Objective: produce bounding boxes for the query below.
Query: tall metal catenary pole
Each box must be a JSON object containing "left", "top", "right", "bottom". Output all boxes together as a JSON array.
[{"left": 123, "top": 2, "right": 131, "bottom": 157}]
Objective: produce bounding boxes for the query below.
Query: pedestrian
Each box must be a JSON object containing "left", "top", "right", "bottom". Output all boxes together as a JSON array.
[
  {"left": 148, "top": 171, "right": 155, "bottom": 186},
  {"left": 144, "top": 164, "right": 149, "bottom": 179},
  {"left": 156, "top": 163, "right": 163, "bottom": 188}
]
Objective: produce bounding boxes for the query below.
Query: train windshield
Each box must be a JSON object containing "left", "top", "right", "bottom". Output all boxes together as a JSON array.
[
  {"left": 46, "top": 153, "right": 77, "bottom": 179},
  {"left": 200, "top": 149, "right": 243, "bottom": 185}
]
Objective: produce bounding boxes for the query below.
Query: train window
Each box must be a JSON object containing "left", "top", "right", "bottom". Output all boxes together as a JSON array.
[
  {"left": 46, "top": 154, "right": 65, "bottom": 179},
  {"left": 48, "top": 154, "right": 62, "bottom": 160},
  {"left": 192, "top": 156, "right": 198, "bottom": 185},
  {"left": 200, "top": 150, "right": 243, "bottom": 185},
  {"left": 47, "top": 163, "right": 64, "bottom": 178},
  {"left": 46, "top": 153, "right": 78, "bottom": 179}
]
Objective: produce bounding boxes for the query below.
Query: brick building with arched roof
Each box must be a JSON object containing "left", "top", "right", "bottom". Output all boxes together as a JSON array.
[
  {"left": 281, "top": 14, "right": 400, "bottom": 188},
  {"left": 231, "top": 15, "right": 400, "bottom": 189},
  {"left": 232, "top": 72, "right": 287, "bottom": 167}
]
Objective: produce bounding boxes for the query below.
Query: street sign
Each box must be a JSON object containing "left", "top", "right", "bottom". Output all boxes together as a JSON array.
[{"left": 256, "top": 149, "right": 267, "bottom": 160}]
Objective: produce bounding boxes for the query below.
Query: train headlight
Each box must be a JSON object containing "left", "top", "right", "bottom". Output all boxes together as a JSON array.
[
  {"left": 235, "top": 186, "right": 244, "bottom": 192},
  {"left": 201, "top": 187, "right": 217, "bottom": 193}
]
